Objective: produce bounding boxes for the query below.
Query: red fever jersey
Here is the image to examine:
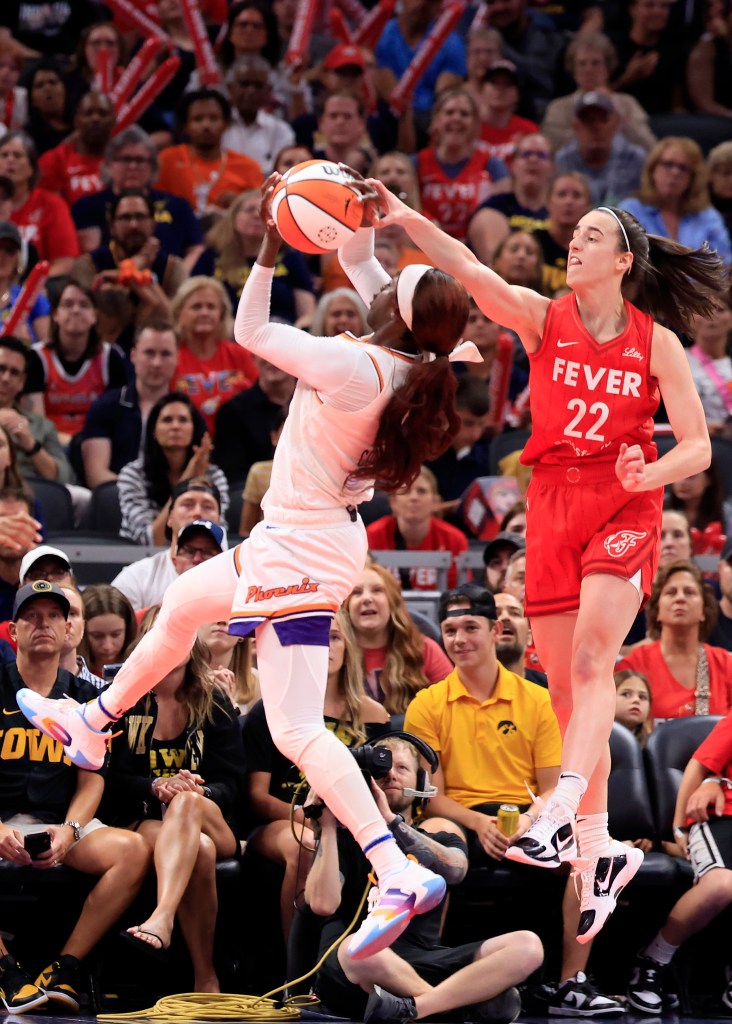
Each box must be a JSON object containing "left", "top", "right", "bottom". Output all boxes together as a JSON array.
[
  {"left": 521, "top": 293, "right": 659, "bottom": 468},
  {"left": 417, "top": 144, "right": 494, "bottom": 241},
  {"left": 38, "top": 142, "right": 103, "bottom": 206},
  {"left": 366, "top": 515, "right": 468, "bottom": 590},
  {"left": 689, "top": 710, "right": 732, "bottom": 821}
]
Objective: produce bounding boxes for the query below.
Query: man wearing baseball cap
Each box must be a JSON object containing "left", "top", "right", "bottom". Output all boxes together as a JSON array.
[
  {"left": 483, "top": 531, "right": 526, "bottom": 592},
  {"left": 0, "top": 580, "right": 149, "bottom": 1013},
  {"left": 112, "top": 477, "right": 223, "bottom": 611},
  {"left": 404, "top": 586, "right": 622, "bottom": 1014},
  {"left": 555, "top": 90, "right": 646, "bottom": 205},
  {"left": 19, "top": 545, "right": 73, "bottom": 586}
]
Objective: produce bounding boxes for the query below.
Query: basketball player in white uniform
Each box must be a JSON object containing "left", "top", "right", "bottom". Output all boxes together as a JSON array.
[{"left": 18, "top": 188, "right": 480, "bottom": 960}]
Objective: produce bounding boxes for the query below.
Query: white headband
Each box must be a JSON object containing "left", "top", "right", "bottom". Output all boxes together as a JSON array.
[
  {"left": 395, "top": 264, "right": 482, "bottom": 365},
  {"left": 597, "top": 206, "right": 631, "bottom": 253}
]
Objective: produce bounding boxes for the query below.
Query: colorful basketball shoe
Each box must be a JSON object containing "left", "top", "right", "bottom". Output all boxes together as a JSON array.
[
  {"left": 575, "top": 841, "right": 644, "bottom": 944},
  {"left": 347, "top": 859, "right": 446, "bottom": 960},
  {"left": 15, "top": 690, "right": 113, "bottom": 770},
  {"left": 505, "top": 807, "right": 578, "bottom": 868},
  {"left": 0, "top": 954, "right": 48, "bottom": 1014}
]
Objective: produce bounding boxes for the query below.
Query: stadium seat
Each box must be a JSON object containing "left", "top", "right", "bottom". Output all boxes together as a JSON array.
[
  {"left": 28, "top": 477, "right": 74, "bottom": 534},
  {"left": 88, "top": 481, "right": 123, "bottom": 535},
  {"left": 644, "top": 716, "right": 722, "bottom": 840}
]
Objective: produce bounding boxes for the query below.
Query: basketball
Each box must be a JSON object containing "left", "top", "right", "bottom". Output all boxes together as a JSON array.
[{"left": 271, "top": 160, "right": 364, "bottom": 255}]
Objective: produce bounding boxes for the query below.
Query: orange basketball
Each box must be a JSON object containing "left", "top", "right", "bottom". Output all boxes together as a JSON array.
[{"left": 271, "top": 160, "right": 364, "bottom": 255}]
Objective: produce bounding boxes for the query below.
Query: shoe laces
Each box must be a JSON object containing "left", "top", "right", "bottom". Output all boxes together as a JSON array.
[
  {"left": 572, "top": 858, "right": 596, "bottom": 902},
  {"left": 524, "top": 808, "right": 567, "bottom": 847}
]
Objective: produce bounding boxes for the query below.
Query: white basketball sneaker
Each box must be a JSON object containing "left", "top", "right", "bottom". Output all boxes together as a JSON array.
[
  {"left": 575, "top": 841, "right": 644, "bottom": 944},
  {"left": 505, "top": 807, "right": 577, "bottom": 869}
]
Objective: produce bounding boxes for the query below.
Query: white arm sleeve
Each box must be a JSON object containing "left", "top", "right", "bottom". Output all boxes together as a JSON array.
[
  {"left": 234, "top": 263, "right": 383, "bottom": 410},
  {"left": 338, "top": 227, "right": 390, "bottom": 306}
]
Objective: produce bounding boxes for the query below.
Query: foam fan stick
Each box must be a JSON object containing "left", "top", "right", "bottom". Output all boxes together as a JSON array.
[
  {"left": 487, "top": 333, "right": 514, "bottom": 429},
  {"left": 0, "top": 261, "right": 50, "bottom": 338},
  {"left": 92, "top": 47, "right": 115, "bottom": 95},
  {"left": 285, "top": 0, "right": 320, "bottom": 66},
  {"left": 114, "top": 55, "right": 182, "bottom": 134},
  {"left": 179, "top": 0, "right": 222, "bottom": 87},
  {"left": 110, "top": 37, "right": 164, "bottom": 110},
  {"left": 104, "top": 0, "right": 169, "bottom": 42},
  {"left": 389, "top": 0, "right": 465, "bottom": 116},
  {"left": 334, "top": 0, "right": 368, "bottom": 27},
  {"left": 329, "top": 6, "right": 354, "bottom": 43},
  {"left": 353, "top": 0, "right": 397, "bottom": 49},
  {"left": 471, "top": 1, "right": 491, "bottom": 31}
]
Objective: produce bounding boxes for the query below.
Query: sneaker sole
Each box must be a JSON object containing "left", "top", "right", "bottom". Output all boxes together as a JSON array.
[
  {"left": 2, "top": 991, "right": 49, "bottom": 1015},
  {"left": 505, "top": 841, "right": 577, "bottom": 869},
  {"left": 626, "top": 995, "right": 662, "bottom": 1016},
  {"left": 549, "top": 1006, "right": 625, "bottom": 1017},
  {"left": 41, "top": 989, "right": 80, "bottom": 1012}
]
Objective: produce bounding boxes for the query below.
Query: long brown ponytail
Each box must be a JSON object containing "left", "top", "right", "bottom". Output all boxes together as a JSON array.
[{"left": 350, "top": 269, "right": 470, "bottom": 490}]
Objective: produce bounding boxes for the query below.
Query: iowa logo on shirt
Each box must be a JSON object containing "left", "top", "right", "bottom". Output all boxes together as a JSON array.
[{"left": 603, "top": 530, "right": 647, "bottom": 558}]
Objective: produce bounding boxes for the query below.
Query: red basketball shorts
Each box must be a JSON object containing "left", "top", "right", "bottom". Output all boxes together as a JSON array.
[{"left": 524, "top": 463, "right": 664, "bottom": 618}]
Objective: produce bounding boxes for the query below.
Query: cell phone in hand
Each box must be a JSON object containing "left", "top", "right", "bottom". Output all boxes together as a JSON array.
[
  {"left": 24, "top": 831, "right": 51, "bottom": 859},
  {"left": 103, "top": 663, "right": 123, "bottom": 681}
]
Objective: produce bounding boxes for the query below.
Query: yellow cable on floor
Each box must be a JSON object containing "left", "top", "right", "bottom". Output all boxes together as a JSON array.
[{"left": 97, "top": 877, "right": 373, "bottom": 1022}]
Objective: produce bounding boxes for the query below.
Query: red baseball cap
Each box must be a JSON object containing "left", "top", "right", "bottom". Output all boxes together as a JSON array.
[{"left": 322, "top": 44, "right": 365, "bottom": 72}]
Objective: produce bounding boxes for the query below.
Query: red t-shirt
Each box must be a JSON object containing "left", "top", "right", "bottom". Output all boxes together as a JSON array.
[
  {"left": 617, "top": 641, "right": 732, "bottom": 721},
  {"left": 12, "top": 188, "right": 79, "bottom": 261},
  {"left": 362, "top": 638, "right": 453, "bottom": 705},
  {"left": 366, "top": 515, "right": 468, "bottom": 590},
  {"left": 38, "top": 141, "right": 103, "bottom": 206},
  {"left": 173, "top": 341, "right": 257, "bottom": 434},
  {"left": 521, "top": 292, "right": 659, "bottom": 468},
  {"left": 480, "top": 115, "right": 539, "bottom": 164},
  {"left": 692, "top": 710, "right": 732, "bottom": 818}
]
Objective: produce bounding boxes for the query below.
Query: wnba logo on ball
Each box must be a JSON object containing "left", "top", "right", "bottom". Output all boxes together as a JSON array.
[{"left": 603, "top": 530, "right": 647, "bottom": 557}]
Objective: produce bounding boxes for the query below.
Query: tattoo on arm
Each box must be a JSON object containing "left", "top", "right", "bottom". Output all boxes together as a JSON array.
[{"left": 388, "top": 819, "right": 465, "bottom": 884}]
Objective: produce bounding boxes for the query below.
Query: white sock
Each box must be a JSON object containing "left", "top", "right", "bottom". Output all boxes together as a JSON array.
[
  {"left": 546, "top": 772, "right": 588, "bottom": 817},
  {"left": 576, "top": 812, "right": 610, "bottom": 858},
  {"left": 643, "top": 933, "right": 679, "bottom": 966}
]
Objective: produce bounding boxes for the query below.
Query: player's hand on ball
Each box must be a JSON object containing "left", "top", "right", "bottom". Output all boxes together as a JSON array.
[
  {"left": 366, "top": 178, "right": 412, "bottom": 226},
  {"left": 260, "top": 172, "right": 282, "bottom": 234},
  {"left": 616, "top": 442, "right": 647, "bottom": 491}
]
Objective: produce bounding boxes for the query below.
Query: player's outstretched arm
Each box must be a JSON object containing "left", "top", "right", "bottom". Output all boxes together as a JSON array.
[{"left": 367, "top": 179, "right": 550, "bottom": 351}]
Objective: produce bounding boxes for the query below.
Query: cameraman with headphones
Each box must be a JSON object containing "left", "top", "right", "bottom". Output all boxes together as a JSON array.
[{"left": 305, "top": 733, "right": 543, "bottom": 1024}]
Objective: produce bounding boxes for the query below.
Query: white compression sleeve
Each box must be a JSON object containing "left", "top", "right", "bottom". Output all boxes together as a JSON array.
[
  {"left": 233, "top": 263, "right": 382, "bottom": 407},
  {"left": 338, "top": 227, "right": 391, "bottom": 306}
]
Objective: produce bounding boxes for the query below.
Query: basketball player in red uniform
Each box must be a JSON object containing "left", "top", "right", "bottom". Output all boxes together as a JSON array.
[{"left": 369, "top": 184, "right": 726, "bottom": 941}]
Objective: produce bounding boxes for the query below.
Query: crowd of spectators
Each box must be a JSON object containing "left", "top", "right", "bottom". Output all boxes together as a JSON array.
[{"left": 1, "top": 0, "right": 732, "bottom": 1018}]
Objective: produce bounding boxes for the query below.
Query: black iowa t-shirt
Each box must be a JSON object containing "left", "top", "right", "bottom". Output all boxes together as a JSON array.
[{"left": 0, "top": 661, "right": 103, "bottom": 823}]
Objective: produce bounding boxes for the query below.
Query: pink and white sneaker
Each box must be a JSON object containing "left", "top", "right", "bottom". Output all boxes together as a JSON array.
[
  {"left": 347, "top": 859, "right": 446, "bottom": 960},
  {"left": 15, "top": 690, "right": 113, "bottom": 771}
]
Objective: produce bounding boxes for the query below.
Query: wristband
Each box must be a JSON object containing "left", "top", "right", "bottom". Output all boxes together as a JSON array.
[
  {"left": 673, "top": 825, "right": 688, "bottom": 839},
  {"left": 23, "top": 440, "right": 42, "bottom": 456},
  {"left": 701, "top": 776, "right": 732, "bottom": 787},
  {"left": 523, "top": 811, "right": 537, "bottom": 827}
]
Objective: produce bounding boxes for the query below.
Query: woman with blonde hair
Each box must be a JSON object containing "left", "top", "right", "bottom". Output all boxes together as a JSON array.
[
  {"left": 170, "top": 274, "right": 257, "bottom": 433},
  {"left": 309, "top": 288, "right": 368, "bottom": 338},
  {"left": 197, "top": 621, "right": 259, "bottom": 714},
  {"left": 192, "top": 190, "right": 316, "bottom": 327},
  {"left": 101, "top": 606, "right": 245, "bottom": 989},
  {"left": 244, "top": 608, "right": 388, "bottom": 938},
  {"left": 620, "top": 137, "right": 732, "bottom": 264},
  {"left": 345, "top": 562, "right": 452, "bottom": 714}
]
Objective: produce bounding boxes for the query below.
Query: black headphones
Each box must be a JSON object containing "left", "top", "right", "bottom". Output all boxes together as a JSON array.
[{"left": 369, "top": 730, "right": 439, "bottom": 812}]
